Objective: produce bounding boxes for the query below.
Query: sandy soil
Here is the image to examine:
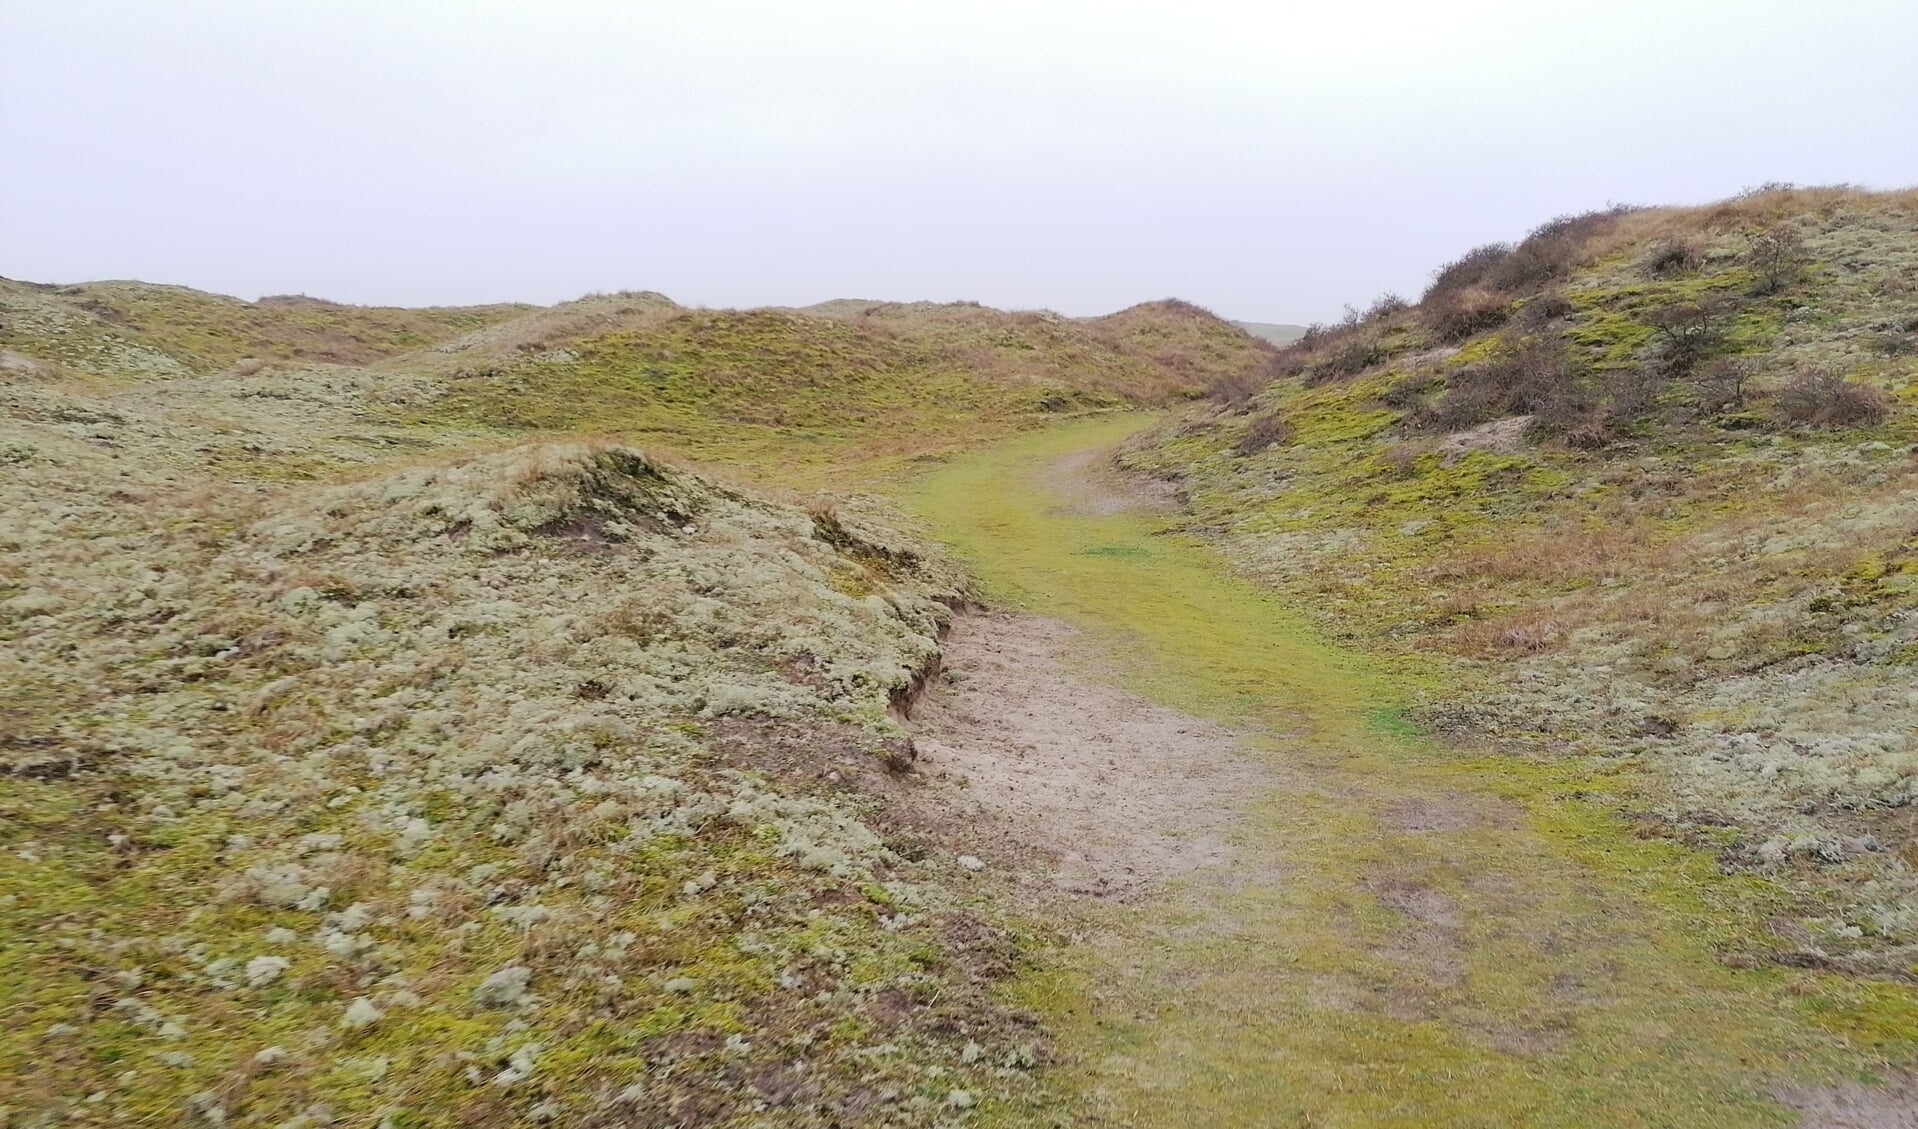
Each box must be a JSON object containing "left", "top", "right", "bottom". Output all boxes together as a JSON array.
[
  {"left": 910, "top": 611, "right": 1264, "bottom": 900},
  {"left": 1779, "top": 1077, "right": 1918, "bottom": 1129}
]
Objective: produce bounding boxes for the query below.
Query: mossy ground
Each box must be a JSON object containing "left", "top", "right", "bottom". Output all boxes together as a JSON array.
[
  {"left": 904, "top": 415, "right": 1918, "bottom": 1127},
  {"left": 0, "top": 283, "right": 1272, "bottom": 1126}
]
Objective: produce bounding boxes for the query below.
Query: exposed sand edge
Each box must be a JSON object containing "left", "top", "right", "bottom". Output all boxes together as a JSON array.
[{"left": 910, "top": 610, "right": 1265, "bottom": 901}]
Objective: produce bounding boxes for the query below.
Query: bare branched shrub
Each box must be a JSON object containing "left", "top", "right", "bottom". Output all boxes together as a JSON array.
[
  {"left": 1380, "top": 444, "right": 1421, "bottom": 477},
  {"left": 1233, "top": 412, "right": 1294, "bottom": 456},
  {"left": 1644, "top": 297, "right": 1730, "bottom": 375},
  {"left": 1866, "top": 330, "right": 1917, "bottom": 357},
  {"left": 1773, "top": 369, "right": 1894, "bottom": 428},
  {"left": 1418, "top": 210, "right": 1638, "bottom": 346},
  {"left": 1264, "top": 325, "right": 1331, "bottom": 378},
  {"left": 1746, "top": 223, "right": 1808, "bottom": 295},
  {"left": 1602, "top": 365, "right": 1669, "bottom": 426},
  {"left": 1454, "top": 616, "right": 1565, "bottom": 654},
  {"left": 1693, "top": 358, "right": 1754, "bottom": 411},
  {"left": 1532, "top": 372, "right": 1602, "bottom": 437},
  {"left": 1361, "top": 293, "right": 1410, "bottom": 321}
]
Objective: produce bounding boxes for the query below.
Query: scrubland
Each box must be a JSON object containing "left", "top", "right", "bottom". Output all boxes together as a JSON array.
[{"left": 1125, "top": 185, "right": 1918, "bottom": 979}]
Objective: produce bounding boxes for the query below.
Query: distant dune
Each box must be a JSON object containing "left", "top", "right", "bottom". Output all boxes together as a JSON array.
[{"left": 1233, "top": 320, "right": 1309, "bottom": 345}]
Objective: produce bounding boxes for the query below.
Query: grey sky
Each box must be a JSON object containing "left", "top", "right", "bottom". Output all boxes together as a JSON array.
[{"left": 5, "top": 1, "right": 1916, "bottom": 324}]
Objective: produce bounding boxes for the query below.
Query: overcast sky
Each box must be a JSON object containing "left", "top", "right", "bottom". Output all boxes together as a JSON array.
[{"left": 4, "top": 1, "right": 1916, "bottom": 324}]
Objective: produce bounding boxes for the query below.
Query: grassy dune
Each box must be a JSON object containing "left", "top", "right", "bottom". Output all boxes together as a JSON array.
[{"left": 1128, "top": 185, "right": 1918, "bottom": 977}]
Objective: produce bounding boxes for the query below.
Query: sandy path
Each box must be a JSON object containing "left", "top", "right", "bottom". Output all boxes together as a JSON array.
[{"left": 911, "top": 611, "right": 1264, "bottom": 900}]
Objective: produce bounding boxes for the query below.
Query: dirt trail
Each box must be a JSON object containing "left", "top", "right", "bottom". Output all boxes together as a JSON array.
[
  {"left": 902, "top": 415, "right": 1918, "bottom": 1129},
  {"left": 913, "top": 612, "right": 1263, "bottom": 899}
]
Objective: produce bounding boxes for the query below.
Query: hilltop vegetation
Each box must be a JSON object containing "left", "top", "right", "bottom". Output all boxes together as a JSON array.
[
  {"left": 418, "top": 295, "right": 1263, "bottom": 477},
  {"left": 1126, "top": 184, "right": 1918, "bottom": 974},
  {"left": 0, "top": 277, "right": 532, "bottom": 377},
  {"left": 0, "top": 278, "right": 1266, "bottom": 1125}
]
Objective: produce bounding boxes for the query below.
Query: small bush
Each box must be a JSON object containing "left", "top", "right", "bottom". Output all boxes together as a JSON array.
[
  {"left": 1532, "top": 373, "right": 1602, "bottom": 437},
  {"left": 1692, "top": 358, "right": 1754, "bottom": 411},
  {"left": 1426, "top": 288, "right": 1512, "bottom": 343},
  {"left": 1265, "top": 326, "right": 1328, "bottom": 378},
  {"left": 1422, "top": 244, "right": 1513, "bottom": 306},
  {"left": 1602, "top": 365, "right": 1669, "bottom": 426},
  {"left": 1207, "top": 369, "right": 1266, "bottom": 409},
  {"left": 1415, "top": 337, "right": 1587, "bottom": 433},
  {"left": 1561, "top": 422, "right": 1616, "bottom": 450},
  {"left": 1746, "top": 223, "right": 1808, "bottom": 295},
  {"left": 1233, "top": 412, "right": 1294, "bottom": 456},
  {"left": 1646, "top": 239, "right": 1703, "bottom": 277},
  {"left": 1773, "top": 369, "right": 1894, "bottom": 428},
  {"left": 1866, "top": 331, "right": 1916, "bottom": 357},
  {"left": 1305, "top": 337, "right": 1389, "bottom": 384},
  {"left": 1487, "top": 207, "right": 1636, "bottom": 293},
  {"left": 1644, "top": 298, "right": 1731, "bottom": 375},
  {"left": 1379, "top": 372, "right": 1438, "bottom": 410},
  {"left": 1360, "top": 293, "right": 1410, "bottom": 321},
  {"left": 1380, "top": 444, "right": 1421, "bottom": 477}
]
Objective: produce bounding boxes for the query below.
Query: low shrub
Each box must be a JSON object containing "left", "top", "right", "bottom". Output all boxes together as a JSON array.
[
  {"left": 1601, "top": 365, "right": 1670, "bottom": 426},
  {"left": 1646, "top": 239, "right": 1703, "bottom": 277},
  {"left": 1233, "top": 412, "right": 1294, "bottom": 455},
  {"left": 1693, "top": 358, "right": 1754, "bottom": 411},
  {"left": 1207, "top": 368, "right": 1266, "bottom": 409},
  {"left": 1379, "top": 372, "right": 1438, "bottom": 410},
  {"left": 1359, "top": 292, "right": 1410, "bottom": 321},
  {"left": 1422, "top": 244, "right": 1514, "bottom": 307},
  {"left": 1413, "top": 337, "right": 1587, "bottom": 433},
  {"left": 1305, "top": 336, "right": 1389, "bottom": 383},
  {"left": 1773, "top": 369, "right": 1894, "bottom": 428},
  {"left": 1644, "top": 297, "right": 1731, "bottom": 375},
  {"left": 1426, "top": 287, "right": 1512, "bottom": 343},
  {"left": 1380, "top": 443, "right": 1422, "bottom": 477},
  {"left": 1866, "top": 330, "right": 1916, "bottom": 357},
  {"left": 1746, "top": 222, "right": 1808, "bottom": 295},
  {"left": 1487, "top": 207, "right": 1636, "bottom": 293},
  {"left": 1265, "top": 325, "right": 1329, "bottom": 378}
]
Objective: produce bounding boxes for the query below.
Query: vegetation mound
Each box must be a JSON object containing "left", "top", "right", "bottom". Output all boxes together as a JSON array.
[{"left": 0, "top": 420, "right": 1055, "bottom": 1123}]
